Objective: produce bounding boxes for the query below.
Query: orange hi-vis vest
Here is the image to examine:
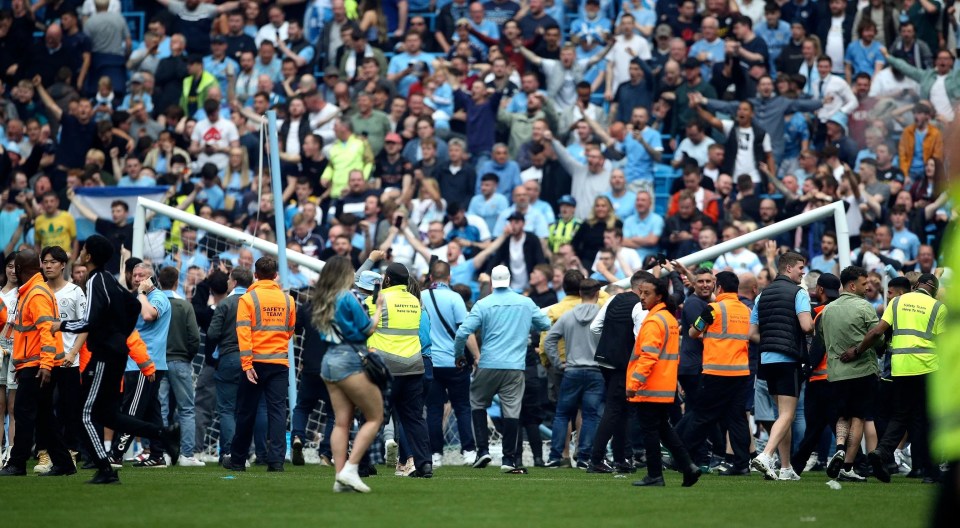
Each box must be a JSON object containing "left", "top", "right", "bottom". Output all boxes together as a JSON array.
[
  {"left": 11, "top": 273, "right": 63, "bottom": 371},
  {"left": 80, "top": 330, "right": 156, "bottom": 387},
  {"left": 700, "top": 293, "right": 751, "bottom": 377},
  {"left": 237, "top": 279, "right": 295, "bottom": 371},
  {"left": 810, "top": 305, "right": 828, "bottom": 382},
  {"left": 627, "top": 303, "right": 680, "bottom": 403}
]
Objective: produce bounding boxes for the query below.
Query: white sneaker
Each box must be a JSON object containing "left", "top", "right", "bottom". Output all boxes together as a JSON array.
[
  {"left": 462, "top": 450, "right": 478, "bottom": 466},
  {"left": 432, "top": 452, "right": 443, "bottom": 468},
  {"left": 397, "top": 457, "right": 415, "bottom": 477},
  {"left": 778, "top": 467, "right": 801, "bottom": 481},
  {"left": 336, "top": 468, "right": 371, "bottom": 493},
  {"left": 0, "top": 446, "right": 10, "bottom": 466},
  {"left": 750, "top": 453, "right": 778, "bottom": 480},
  {"left": 804, "top": 452, "right": 819, "bottom": 473},
  {"left": 178, "top": 455, "right": 206, "bottom": 467},
  {"left": 838, "top": 468, "right": 866, "bottom": 482},
  {"left": 385, "top": 439, "right": 399, "bottom": 466},
  {"left": 33, "top": 450, "right": 52, "bottom": 473}
]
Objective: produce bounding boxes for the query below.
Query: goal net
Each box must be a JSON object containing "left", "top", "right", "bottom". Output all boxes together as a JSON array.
[{"left": 132, "top": 197, "right": 498, "bottom": 465}]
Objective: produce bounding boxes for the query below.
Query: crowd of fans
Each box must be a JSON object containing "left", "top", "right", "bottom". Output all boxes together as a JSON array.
[{"left": 0, "top": 0, "right": 956, "bottom": 489}]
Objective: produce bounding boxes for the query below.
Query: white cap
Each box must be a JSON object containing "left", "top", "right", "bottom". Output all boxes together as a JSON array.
[{"left": 491, "top": 265, "right": 511, "bottom": 289}]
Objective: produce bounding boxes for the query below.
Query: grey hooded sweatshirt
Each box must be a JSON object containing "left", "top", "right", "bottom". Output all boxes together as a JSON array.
[{"left": 544, "top": 303, "right": 602, "bottom": 370}]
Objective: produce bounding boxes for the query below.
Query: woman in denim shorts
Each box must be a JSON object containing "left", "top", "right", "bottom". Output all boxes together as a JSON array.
[{"left": 312, "top": 256, "right": 384, "bottom": 493}]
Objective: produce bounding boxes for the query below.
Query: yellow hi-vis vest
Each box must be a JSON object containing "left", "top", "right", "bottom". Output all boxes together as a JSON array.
[
  {"left": 366, "top": 285, "right": 423, "bottom": 375},
  {"left": 884, "top": 290, "right": 947, "bottom": 376}
]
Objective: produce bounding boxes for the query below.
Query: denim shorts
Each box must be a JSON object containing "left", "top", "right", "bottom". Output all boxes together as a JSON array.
[{"left": 321, "top": 344, "right": 364, "bottom": 383}]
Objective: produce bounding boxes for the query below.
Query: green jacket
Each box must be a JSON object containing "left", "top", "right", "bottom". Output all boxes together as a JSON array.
[
  {"left": 821, "top": 292, "right": 881, "bottom": 382},
  {"left": 180, "top": 71, "right": 218, "bottom": 116},
  {"left": 885, "top": 55, "right": 960, "bottom": 104}
]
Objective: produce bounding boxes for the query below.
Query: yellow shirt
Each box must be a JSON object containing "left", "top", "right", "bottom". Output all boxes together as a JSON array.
[
  {"left": 321, "top": 135, "right": 373, "bottom": 197},
  {"left": 34, "top": 211, "right": 76, "bottom": 251}
]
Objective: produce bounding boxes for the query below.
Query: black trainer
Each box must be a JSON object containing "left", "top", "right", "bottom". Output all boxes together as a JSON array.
[
  {"left": 413, "top": 463, "right": 433, "bottom": 478},
  {"left": 38, "top": 465, "right": 77, "bottom": 477},
  {"left": 161, "top": 423, "right": 181, "bottom": 465},
  {"left": 576, "top": 459, "right": 590, "bottom": 470},
  {"left": 291, "top": 436, "right": 305, "bottom": 466},
  {"left": 543, "top": 459, "right": 564, "bottom": 468},
  {"left": 616, "top": 461, "right": 637, "bottom": 474},
  {"left": 868, "top": 451, "right": 891, "bottom": 483},
  {"left": 503, "top": 467, "right": 529, "bottom": 474},
  {"left": 587, "top": 460, "right": 615, "bottom": 474},
  {"left": 0, "top": 465, "right": 26, "bottom": 476},
  {"left": 87, "top": 468, "right": 120, "bottom": 485},
  {"left": 472, "top": 453, "right": 492, "bottom": 469},
  {"left": 533, "top": 457, "right": 545, "bottom": 467},
  {"left": 359, "top": 464, "right": 378, "bottom": 477},
  {"left": 267, "top": 464, "right": 284, "bottom": 472},
  {"left": 716, "top": 465, "right": 750, "bottom": 476},
  {"left": 682, "top": 464, "right": 702, "bottom": 487},
  {"left": 632, "top": 475, "right": 665, "bottom": 487},
  {"left": 133, "top": 457, "right": 167, "bottom": 468},
  {"left": 224, "top": 456, "right": 247, "bottom": 472}
]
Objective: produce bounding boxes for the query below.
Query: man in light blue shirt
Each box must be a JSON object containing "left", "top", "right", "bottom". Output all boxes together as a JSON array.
[
  {"left": 422, "top": 261, "right": 478, "bottom": 463},
  {"left": 604, "top": 169, "right": 636, "bottom": 220},
  {"left": 493, "top": 185, "right": 549, "bottom": 238},
  {"left": 622, "top": 108, "right": 662, "bottom": 184},
  {"left": 204, "top": 36, "right": 240, "bottom": 97},
  {"left": 754, "top": 5, "right": 791, "bottom": 74},
  {"left": 476, "top": 144, "right": 522, "bottom": 196},
  {"left": 253, "top": 41, "right": 283, "bottom": 82},
  {"left": 468, "top": 173, "right": 510, "bottom": 231},
  {"left": 454, "top": 265, "right": 551, "bottom": 472},
  {"left": 387, "top": 32, "right": 434, "bottom": 97},
  {"left": 622, "top": 190, "right": 664, "bottom": 263},
  {"left": 844, "top": 20, "right": 885, "bottom": 79}
]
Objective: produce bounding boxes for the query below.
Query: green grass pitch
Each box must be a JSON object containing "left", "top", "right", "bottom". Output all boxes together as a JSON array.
[{"left": 0, "top": 465, "right": 934, "bottom": 527}]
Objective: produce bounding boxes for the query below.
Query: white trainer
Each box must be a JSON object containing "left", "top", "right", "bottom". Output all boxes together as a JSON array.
[
  {"left": 33, "top": 450, "right": 52, "bottom": 473},
  {"left": 336, "top": 468, "right": 371, "bottom": 493},
  {"left": 432, "top": 452, "right": 443, "bottom": 468},
  {"left": 462, "top": 450, "right": 478, "bottom": 466},
  {"left": 178, "top": 455, "right": 206, "bottom": 467},
  {"left": 385, "top": 439, "right": 399, "bottom": 466},
  {"left": 838, "top": 468, "right": 866, "bottom": 482},
  {"left": 804, "top": 452, "right": 819, "bottom": 473},
  {"left": 750, "top": 453, "right": 778, "bottom": 480},
  {"left": 778, "top": 467, "right": 801, "bottom": 481}
]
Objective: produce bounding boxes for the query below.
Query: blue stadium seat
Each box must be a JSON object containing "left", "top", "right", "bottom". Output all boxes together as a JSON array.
[{"left": 124, "top": 11, "right": 145, "bottom": 42}]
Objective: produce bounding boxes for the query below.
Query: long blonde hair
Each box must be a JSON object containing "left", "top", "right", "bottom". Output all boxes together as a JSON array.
[
  {"left": 310, "top": 256, "right": 357, "bottom": 334},
  {"left": 588, "top": 196, "right": 617, "bottom": 229}
]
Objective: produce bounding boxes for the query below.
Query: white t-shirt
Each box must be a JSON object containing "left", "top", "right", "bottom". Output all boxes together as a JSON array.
[
  {"left": 285, "top": 119, "right": 302, "bottom": 155},
  {"left": 826, "top": 17, "right": 846, "bottom": 74},
  {"left": 590, "top": 248, "right": 644, "bottom": 278},
  {"left": 722, "top": 120, "right": 771, "bottom": 184},
  {"left": 590, "top": 292, "right": 648, "bottom": 338},
  {"left": 868, "top": 68, "right": 920, "bottom": 98},
  {"left": 675, "top": 136, "right": 715, "bottom": 167},
  {"left": 610, "top": 35, "right": 652, "bottom": 90},
  {"left": 443, "top": 214, "right": 492, "bottom": 241},
  {"left": 930, "top": 75, "right": 955, "bottom": 122},
  {"left": 715, "top": 249, "right": 763, "bottom": 275},
  {"left": 508, "top": 234, "right": 529, "bottom": 291},
  {"left": 55, "top": 283, "right": 87, "bottom": 366},
  {"left": 310, "top": 105, "right": 340, "bottom": 145},
  {"left": 192, "top": 118, "right": 240, "bottom": 171}
]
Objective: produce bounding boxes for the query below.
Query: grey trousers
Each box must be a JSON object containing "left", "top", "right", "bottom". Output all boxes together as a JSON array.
[
  {"left": 193, "top": 362, "right": 218, "bottom": 451},
  {"left": 470, "top": 368, "right": 525, "bottom": 419}
]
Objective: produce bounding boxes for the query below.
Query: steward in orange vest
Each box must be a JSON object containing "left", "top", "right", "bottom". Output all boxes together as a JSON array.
[
  {"left": 226, "top": 257, "right": 295, "bottom": 472},
  {"left": 0, "top": 250, "right": 74, "bottom": 476},
  {"left": 679, "top": 271, "right": 753, "bottom": 475},
  {"left": 790, "top": 272, "right": 841, "bottom": 475},
  {"left": 626, "top": 276, "right": 700, "bottom": 488}
]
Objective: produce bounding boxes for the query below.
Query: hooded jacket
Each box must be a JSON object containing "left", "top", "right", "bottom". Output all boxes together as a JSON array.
[{"left": 543, "top": 303, "right": 601, "bottom": 370}]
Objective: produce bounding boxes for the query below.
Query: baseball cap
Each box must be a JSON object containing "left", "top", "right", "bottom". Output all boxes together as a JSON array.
[
  {"left": 129, "top": 72, "right": 145, "bottom": 84},
  {"left": 917, "top": 273, "right": 939, "bottom": 293},
  {"left": 355, "top": 270, "right": 382, "bottom": 292},
  {"left": 655, "top": 24, "right": 672, "bottom": 38},
  {"left": 817, "top": 273, "right": 841, "bottom": 299},
  {"left": 491, "top": 265, "right": 511, "bottom": 289},
  {"left": 324, "top": 65, "right": 340, "bottom": 77},
  {"left": 211, "top": 34, "right": 227, "bottom": 44},
  {"left": 385, "top": 132, "right": 402, "bottom": 144},
  {"left": 682, "top": 57, "right": 700, "bottom": 69},
  {"left": 506, "top": 211, "right": 525, "bottom": 222},
  {"left": 558, "top": 195, "right": 577, "bottom": 207}
]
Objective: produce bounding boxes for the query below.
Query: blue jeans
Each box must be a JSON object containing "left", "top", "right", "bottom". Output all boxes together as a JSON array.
[
  {"left": 215, "top": 353, "right": 241, "bottom": 456},
  {"left": 427, "top": 366, "right": 475, "bottom": 453},
  {"left": 549, "top": 368, "right": 605, "bottom": 461},
  {"left": 166, "top": 360, "right": 198, "bottom": 457},
  {"left": 291, "top": 372, "right": 334, "bottom": 458}
]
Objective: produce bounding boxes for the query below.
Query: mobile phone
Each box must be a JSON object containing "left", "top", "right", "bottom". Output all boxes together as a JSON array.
[
  {"left": 171, "top": 244, "right": 179, "bottom": 255},
  {"left": 371, "top": 282, "right": 381, "bottom": 304},
  {"left": 394, "top": 215, "right": 403, "bottom": 229}
]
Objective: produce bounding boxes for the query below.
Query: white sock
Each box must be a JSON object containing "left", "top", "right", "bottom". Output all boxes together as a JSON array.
[
  {"left": 104, "top": 441, "right": 112, "bottom": 451},
  {"left": 342, "top": 461, "right": 358, "bottom": 476}
]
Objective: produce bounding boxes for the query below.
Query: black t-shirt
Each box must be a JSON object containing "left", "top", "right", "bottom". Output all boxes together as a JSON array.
[
  {"left": 374, "top": 151, "right": 411, "bottom": 189},
  {"left": 668, "top": 15, "right": 702, "bottom": 47},
  {"left": 317, "top": 247, "right": 362, "bottom": 269},
  {"left": 55, "top": 115, "right": 96, "bottom": 170},
  {"left": 740, "top": 36, "right": 770, "bottom": 69},
  {"left": 529, "top": 289, "right": 558, "bottom": 309},
  {"left": 300, "top": 157, "right": 329, "bottom": 194},
  {"left": 95, "top": 219, "right": 134, "bottom": 275}
]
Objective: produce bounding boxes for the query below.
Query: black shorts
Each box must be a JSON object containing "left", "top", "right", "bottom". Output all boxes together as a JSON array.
[
  {"left": 832, "top": 375, "right": 878, "bottom": 420},
  {"left": 759, "top": 362, "right": 802, "bottom": 398}
]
